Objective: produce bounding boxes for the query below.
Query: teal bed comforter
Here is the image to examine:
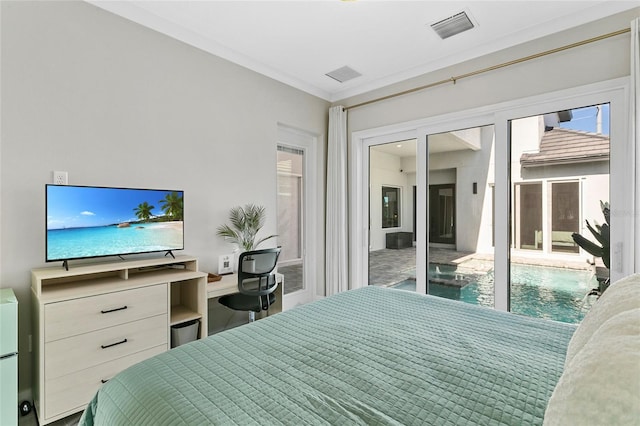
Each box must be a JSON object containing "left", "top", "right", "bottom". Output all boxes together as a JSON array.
[{"left": 80, "top": 286, "right": 575, "bottom": 425}]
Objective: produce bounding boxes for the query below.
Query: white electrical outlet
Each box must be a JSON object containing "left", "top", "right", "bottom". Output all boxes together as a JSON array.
[{"left": 53, "top": 171, "right": 68, "bottom": 185}]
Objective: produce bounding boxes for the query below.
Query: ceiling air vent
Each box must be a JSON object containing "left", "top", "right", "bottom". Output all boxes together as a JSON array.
[
  {"left": 431, "top": 11, "right": 474, "bottom": 39},
  {"left": 325, "top": 66, "right": 362, "bottom": 83}
]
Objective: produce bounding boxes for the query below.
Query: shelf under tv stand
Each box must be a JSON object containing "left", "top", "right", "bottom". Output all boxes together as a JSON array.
[{"left": 31, "top": 255, "right": 208, "bottom": 425}]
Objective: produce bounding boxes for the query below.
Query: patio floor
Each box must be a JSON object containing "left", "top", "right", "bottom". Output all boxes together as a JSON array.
[{"left": 280, "top": 247, "right": 595, "bottom": 293}]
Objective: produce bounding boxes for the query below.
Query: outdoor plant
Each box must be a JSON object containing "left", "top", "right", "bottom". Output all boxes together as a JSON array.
[
  {"left": 572, "top": 200, "right": 610, "bottom": 294},
  {"left": 216, "top": 204, "right": 277, "bottom": 252}
]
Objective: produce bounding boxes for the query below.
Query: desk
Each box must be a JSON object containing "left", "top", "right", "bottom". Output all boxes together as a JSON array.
[
  {"left": 206, "top": 273, "right": 284, "bottom": 333},
  {"left": 206, "top": 273, "right": 241, "bottom": 299}
]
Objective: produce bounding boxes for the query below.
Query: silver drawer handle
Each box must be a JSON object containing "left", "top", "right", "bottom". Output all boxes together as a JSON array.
[
  {"left": 101, "top": 305, "right": 127, "bottom": 314},
  {"left": 100, "top": 338, "right": 128, "bottom": 349}
]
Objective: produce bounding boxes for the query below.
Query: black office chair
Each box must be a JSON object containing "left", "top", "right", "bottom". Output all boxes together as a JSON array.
[{"left": 218, "top": 247, "right": 281, "bottom": 323}]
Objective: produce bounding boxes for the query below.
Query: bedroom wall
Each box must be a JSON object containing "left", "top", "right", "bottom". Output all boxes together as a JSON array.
[{"left": 0, "top": 1, "right": 329, "bottom": 398}]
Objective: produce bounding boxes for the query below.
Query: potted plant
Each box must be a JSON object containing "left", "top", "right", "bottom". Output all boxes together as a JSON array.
[
  {"left": 571, "top": 200, "right": 610, "bottom": 296},
  {"left": 216, "top": 204, "right": 277, "bottom": 271}
]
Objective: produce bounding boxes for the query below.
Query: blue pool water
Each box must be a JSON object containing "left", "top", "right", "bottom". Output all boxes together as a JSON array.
[{"left": 391, "top": 264, "right": 596, "bottom": 324}]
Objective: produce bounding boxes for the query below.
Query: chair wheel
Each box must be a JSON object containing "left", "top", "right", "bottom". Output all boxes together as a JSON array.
[{"left": 20, "top": 400, "right": 32, "bottom": 416}]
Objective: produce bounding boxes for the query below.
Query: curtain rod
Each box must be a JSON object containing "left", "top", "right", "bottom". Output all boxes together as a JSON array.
[{"left": 345, "top": 27, "right": 630, "bottom": 111}]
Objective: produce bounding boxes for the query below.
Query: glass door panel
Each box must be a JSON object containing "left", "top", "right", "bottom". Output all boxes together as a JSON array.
[
  {"left": 426, "top": 126, "right": 495, "bottom": 307},
  {"left": 277, "top": 145, "right": 304, "bottom": 295},
  {"left": 368, "top": 139, "right": 417, "bottom": 291},
  {"left": 509, "top": 104, "right": 609, "bottom": 323}
]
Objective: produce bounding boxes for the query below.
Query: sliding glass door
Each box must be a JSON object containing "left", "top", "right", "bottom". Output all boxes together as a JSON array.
[
  {"left": 508, "top": 104, "right": 610, "bottom": 323},
  {"left": 425, "top": 126, "right": 495, "bottom": 307},
  {"left": 368, "top": 139, "right": 417, "bottom": 291},
  {"left": 352, "top": 80, "right": 631, "bottom": 325}
]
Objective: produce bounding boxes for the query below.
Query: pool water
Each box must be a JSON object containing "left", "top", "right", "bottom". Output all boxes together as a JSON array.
[{"left": 391, "top": 264, "right": 597, "bottom": 324}]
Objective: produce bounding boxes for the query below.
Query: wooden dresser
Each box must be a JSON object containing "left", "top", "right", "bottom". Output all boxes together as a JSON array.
[{"left": 31, "top": 255, "right": 207, "bottom": 425}]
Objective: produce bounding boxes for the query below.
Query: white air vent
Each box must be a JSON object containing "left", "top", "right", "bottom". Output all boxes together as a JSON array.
[
  {"left": 325, "top": 66, "right": 362, "bottom": 83},
  {"left": 431, "top": 11, "right": 474, "bottom": 39}
]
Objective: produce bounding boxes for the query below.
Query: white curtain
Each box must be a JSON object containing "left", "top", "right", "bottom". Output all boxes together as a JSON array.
[
  {"left": 632, "top": 18, "right": 640, "bottom": 272},
  {"left": 326, "top": 106, "right": 349, "bottom": 295}
]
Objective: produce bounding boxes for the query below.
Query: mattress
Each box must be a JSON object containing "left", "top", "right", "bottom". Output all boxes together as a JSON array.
[{"left": 80, "top": 286, "right": 575, "bottom": 425}]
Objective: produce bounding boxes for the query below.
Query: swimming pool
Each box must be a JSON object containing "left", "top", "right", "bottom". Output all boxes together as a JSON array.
[{"left": 391, "top": 264, "right": 597, "bottom": 324}]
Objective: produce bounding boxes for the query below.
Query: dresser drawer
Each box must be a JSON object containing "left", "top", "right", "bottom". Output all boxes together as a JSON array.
[
  {"left": 45, "top": 314, "right": 167, "bottom": 380},
  {"left": 44, "top": 344, "right": 166, "bottom": 420},
  {"left": 44, "top": 284, "right": 167, "bottom": 342}
]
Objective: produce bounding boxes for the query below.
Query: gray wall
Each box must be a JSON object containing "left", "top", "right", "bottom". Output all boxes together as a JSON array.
[
  {"left": 1, "top": 1, "right": 328, "bottom": 397},
  {"left": 340, "top": 9, "right": 637, "bottom": 130}
]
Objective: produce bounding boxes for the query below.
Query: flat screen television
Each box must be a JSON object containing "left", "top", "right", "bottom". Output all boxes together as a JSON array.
[{"left": 46, "top": 184, "right": 184, "bottom": 266}]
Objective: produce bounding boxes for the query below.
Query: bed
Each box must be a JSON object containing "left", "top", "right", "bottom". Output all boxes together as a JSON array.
[{"left": 79, "top": 275, "right": 640, "bottom": 426}]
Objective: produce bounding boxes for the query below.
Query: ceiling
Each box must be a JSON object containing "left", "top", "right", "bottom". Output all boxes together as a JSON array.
[
  {"left": 89, "top": 1, "right": 637, "bottom": 102},
  {"left": 370, "top": 128, "right": 484, "bottom": 158}
]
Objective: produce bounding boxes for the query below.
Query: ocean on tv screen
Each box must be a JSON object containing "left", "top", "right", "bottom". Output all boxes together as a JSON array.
[
  {"left": 47, "top": 221, "right": 184, "bottom": 260},
  {"left": 46, "top": 185, "right": 184, "bottom": 261}
]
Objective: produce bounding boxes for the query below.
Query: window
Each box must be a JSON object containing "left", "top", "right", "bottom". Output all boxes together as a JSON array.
[
  {"left": 551, "top": 181, "right": 580, "bottom": 254},
  {"left": 514, "top": 182, "right": 543, "bottom": 250},
  {"left": 382, "top": 186, "right": 400, "bottom": 228}
]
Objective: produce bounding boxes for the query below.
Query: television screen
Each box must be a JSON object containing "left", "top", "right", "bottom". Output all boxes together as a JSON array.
[{"left": 46, "top": 185, "right": 184, "bottom": 262}]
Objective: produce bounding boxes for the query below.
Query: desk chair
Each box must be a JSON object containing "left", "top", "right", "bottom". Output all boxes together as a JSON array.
[{"left": 218, "top": 248, "right": 281, "bottom": 323}]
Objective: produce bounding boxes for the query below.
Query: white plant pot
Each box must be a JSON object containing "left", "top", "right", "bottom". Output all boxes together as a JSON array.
[{"left": 243, "top": 258, "right": 256, "bottom": 273}]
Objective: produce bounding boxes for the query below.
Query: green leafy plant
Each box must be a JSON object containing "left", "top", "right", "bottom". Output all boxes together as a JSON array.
[
  {"left": 216, "top": 204, "right": 276, "bottom": 251},
  {"left": 572, "top": 200, "right": 610, "bottom": 294}
]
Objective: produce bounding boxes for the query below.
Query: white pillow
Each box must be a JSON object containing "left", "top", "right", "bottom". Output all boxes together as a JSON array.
[
  {"left": 564, "top": 273, "right": 640, "bottom": 368},
  {"left": 544, "top": 308, "right": 640, "bottom": 426}
]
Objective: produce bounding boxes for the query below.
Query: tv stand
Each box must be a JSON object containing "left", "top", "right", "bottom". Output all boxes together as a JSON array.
[
  {"left": 164, "top": 250, "right": 176, "bottom": 259},
  {"left": 31, "top": 255, "right": 207, "bottom": 425},
  {"left": 61, "top": 260, "right": 69, "bottom": 271}
]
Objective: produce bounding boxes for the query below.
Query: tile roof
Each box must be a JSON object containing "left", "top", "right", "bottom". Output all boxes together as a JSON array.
[{"left": 520, "top": 128, "right": 609, "bottom": 167}]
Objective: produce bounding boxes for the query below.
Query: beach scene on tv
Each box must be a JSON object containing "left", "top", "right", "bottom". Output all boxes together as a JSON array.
[{"left": 46, "top": 186, "right": 184, "bottom": 261}]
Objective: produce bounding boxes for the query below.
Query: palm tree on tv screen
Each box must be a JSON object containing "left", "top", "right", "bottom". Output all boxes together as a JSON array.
[
  {"left": 133, "top": 202, "right": 155, "bottom": 222},
  {"left": 160, "top": 192, "right": 183, "bottom": 221}
]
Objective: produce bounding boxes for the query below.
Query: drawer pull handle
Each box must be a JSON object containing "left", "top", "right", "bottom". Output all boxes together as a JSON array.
[
  {"left": 101, "top": 338, "right": 128, "bottom": 349},
  {"left": 101, "top": 378, "right": 110, "bottom": 384},
  {"left": 101, "top": 305, "right": 128, "bottom": 314}
]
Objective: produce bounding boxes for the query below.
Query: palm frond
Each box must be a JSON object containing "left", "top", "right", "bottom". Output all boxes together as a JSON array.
[
  {"left": 571, "top": 233, "right": 603, "bottom": 258},
  {"left": 217, "top": 204, "right": 276, "bottom": 251},
  {"left": 585, "top": 220, "right": 607, "bottom": 246}
]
